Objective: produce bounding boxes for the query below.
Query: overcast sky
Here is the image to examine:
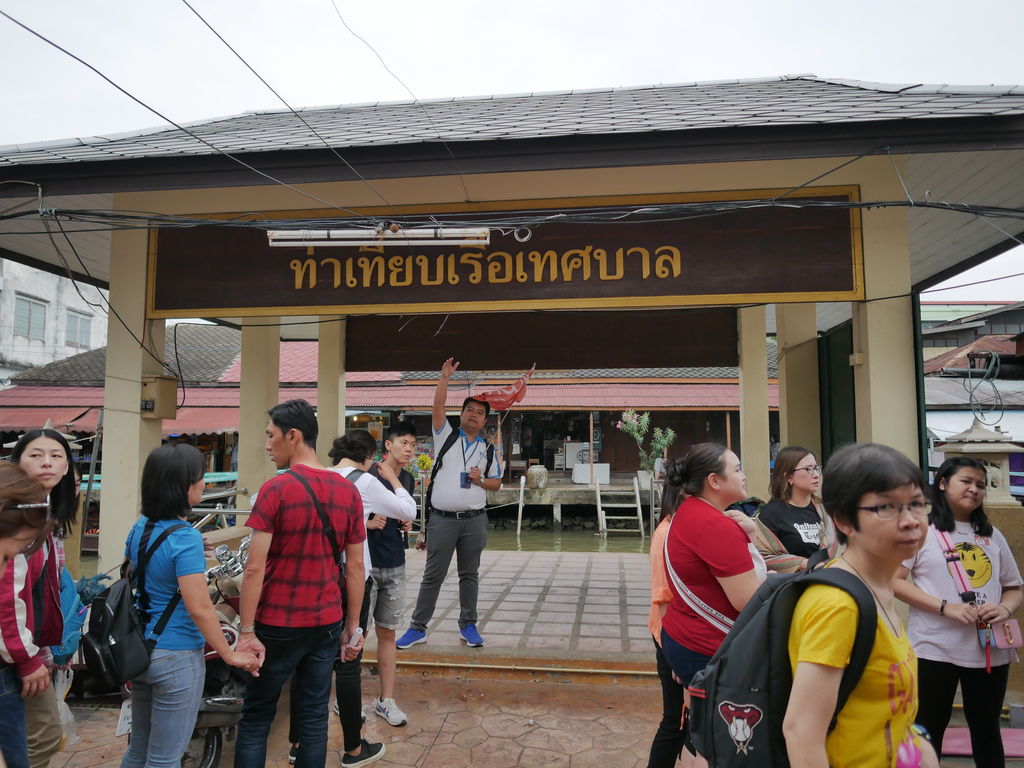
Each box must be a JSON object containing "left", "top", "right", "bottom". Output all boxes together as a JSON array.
[{"left": 1, "top": 0, "right": 1022, "bottom": 300}]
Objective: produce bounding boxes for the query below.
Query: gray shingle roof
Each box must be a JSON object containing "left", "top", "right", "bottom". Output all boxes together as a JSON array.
[
  {"left": 3, "top": 76, "right": 1024, "bottom": 167},
  {"left": 11, "top": 323, "right": 241, "bottom": 385}
]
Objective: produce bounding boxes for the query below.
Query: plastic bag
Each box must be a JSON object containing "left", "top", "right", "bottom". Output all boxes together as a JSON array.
[{"left": 53, "top": 667, "right": 80, "bottom": 749}]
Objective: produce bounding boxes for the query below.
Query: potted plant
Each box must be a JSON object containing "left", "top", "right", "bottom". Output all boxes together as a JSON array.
[{"left": 616, "top": 410, "right": 676, "bottom": 485}]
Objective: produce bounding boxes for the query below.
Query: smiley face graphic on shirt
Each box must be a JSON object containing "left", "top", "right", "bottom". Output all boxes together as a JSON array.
[{"left": 955, "top": 542, "right": 993, "bottom": 589}]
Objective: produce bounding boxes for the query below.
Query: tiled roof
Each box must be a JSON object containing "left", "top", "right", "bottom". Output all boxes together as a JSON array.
[
  {"left": 3, "top": 76, "right": 1024, "bottom": 167},
  {"left": 923, "top": 336, "right": 1016, "bottom": 374},
  {"left": 217, "top": 341, "right": 401, "bottom": 383}
]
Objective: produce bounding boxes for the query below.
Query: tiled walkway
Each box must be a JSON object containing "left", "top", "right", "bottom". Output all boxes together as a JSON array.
[{"left": 370, "top": 549, "right": 655, "bottom": 661}]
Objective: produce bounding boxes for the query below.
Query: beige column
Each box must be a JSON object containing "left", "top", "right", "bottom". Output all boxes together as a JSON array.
[
  {"left": 738, "top": 306, "right": 770, "bottom": 500},
  {"left": 237, "top": 319, "right": 280, "bottom": 510},
  {"left": 851, "top": 167, "right": 918, "bottom": 460},
  {"left": 316, "top": 316, "right": 347, "bottom": 464},
  {"left": 97, "top": 229, "right": 166, "bottom": 571},
  {"left": 776, "top": 302, "right": 822, "bottom": 458}
]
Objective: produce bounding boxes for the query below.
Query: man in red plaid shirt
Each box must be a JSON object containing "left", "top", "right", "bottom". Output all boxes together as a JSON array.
[{"left": 234, "top": 400, "right": 370, "bottom": 768}]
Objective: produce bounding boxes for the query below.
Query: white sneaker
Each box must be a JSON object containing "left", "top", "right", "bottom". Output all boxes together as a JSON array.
[
  {"left": 332, "top": 701, "right": 366, "bottom": 723},
  {"left": 374, "top": 697, "right": 408, "bottom": 727}
]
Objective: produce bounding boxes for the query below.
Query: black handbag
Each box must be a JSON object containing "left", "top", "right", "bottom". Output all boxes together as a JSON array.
[{"left": 82, "top": 520, "right": 186, "bottom": 688}]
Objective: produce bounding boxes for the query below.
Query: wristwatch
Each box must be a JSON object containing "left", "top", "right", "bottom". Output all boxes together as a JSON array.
[{"left": 239, "top": 624, "right": 255, "bottom": 634}]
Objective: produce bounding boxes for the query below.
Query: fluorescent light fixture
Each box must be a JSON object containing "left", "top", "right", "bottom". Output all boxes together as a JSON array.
[{"left": 267, "top": 227, "right": 490, "bottom": 248}]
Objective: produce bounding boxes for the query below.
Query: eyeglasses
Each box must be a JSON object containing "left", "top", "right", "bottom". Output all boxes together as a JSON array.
[
  {"left": 792, "top": 465, "right": 823, "bottom": 476},
  {"left": 857, "top": 501, "right": 932, "bottom": 520}
]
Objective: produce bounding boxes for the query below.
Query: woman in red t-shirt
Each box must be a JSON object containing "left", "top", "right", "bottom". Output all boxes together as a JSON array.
[{"left": 661, "top": 443, "right": 765, "bottom": 697}]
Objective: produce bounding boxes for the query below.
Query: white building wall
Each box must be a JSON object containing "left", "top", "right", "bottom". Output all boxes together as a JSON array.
[{"left": 0, "top": 260, "right": 108, "bottom": 380}]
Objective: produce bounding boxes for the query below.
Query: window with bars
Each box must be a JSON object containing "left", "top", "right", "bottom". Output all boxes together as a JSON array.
[
  {"left": 14, "top": 295, "right": 47, "bottom": 341},
  {"left": 66, "top": 310, "right": 91, "bottom": 348}
]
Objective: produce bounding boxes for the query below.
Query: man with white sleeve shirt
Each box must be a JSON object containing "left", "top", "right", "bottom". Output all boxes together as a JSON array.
[{"left": 396, "top": 358, "right": 502, "bottom": 649}]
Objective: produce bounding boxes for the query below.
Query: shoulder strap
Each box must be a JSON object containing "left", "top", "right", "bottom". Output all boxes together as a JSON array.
[
  {"left": 662, "top": 513, "right": 735, "bottom": 635},
  {"left": 430, "top": 426, "right": 461, "bottom": 481},
  {"left": 346, "top": 468, "right": 365, "bottom": 484},
  {"left": 799, "top": 568, "right": 878, "bottom": 731},
  {"left": 425, "top": 427, "right": 461, "bottom": 520},
  {"left": 287, "top": 469, "right": 342, "bottom": 570},
  {"left": 934, "top": 526, "right": 976, "bottom": 601},
  {"left": 136, "top": 521, "right": 188, "bottom": 643}
]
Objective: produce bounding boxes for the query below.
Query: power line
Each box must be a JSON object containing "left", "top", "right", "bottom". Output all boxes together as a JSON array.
[
  {"left": 327, "top": 0, "right": 473, "bottom": 203},
  {"left": 177, "top": 0, "right": 392, "bottom": 208},
  {"left": 0, "top": 9, "right": 370, "bottom": 219}
]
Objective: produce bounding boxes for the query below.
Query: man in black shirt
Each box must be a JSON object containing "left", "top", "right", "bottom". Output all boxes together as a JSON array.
[{"left": 365, "top": 422, "right": 418, "bottom": 726}]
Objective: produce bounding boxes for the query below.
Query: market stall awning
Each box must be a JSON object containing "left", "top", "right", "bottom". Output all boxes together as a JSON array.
[
  {"left": 0, "top": 407, "right": 93, "bottom": 432},
  {"left": 163, "top": 408, "right": 240, "bottom": 436}
]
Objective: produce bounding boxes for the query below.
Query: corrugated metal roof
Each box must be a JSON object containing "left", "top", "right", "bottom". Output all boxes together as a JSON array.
[
  {"left": 922, "top": 336, "right": 1016, "bottom": 374},
  {"left": 924, "top": 378, "right": 1024, "bottom": 408},
  {"left": 3, "top": 76, "right": 1024, "bottom": 167}
]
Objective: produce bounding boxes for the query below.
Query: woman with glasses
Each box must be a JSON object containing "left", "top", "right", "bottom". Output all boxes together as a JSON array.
[
  {"left": 894, "top": 457, "right": 1022, "bottom": 767},
  {"left": 784, "top": 443, "right": 937, "bottom": 768},
  {"left": 0, "top": 463, "right": 52, "bottom": 768},
  {"left": 754, "top": 447, "right": 838, "bottom": 572},
  {"left": 0, "top": 429, "right": 78, "bottom": 768}
]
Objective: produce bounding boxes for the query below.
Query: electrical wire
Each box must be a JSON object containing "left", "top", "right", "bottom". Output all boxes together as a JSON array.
[
  {"left": 177, "top": 0, "right": 392, "bottom": 208},
  {"left": 0, "top": 9, "right": 369, "bottom": 219},
  {"left": 327, "top": 0, "right": 473, "bottom": 203},
  {"left": 53, "top": 219, "right": 179, "bottom": 379}
]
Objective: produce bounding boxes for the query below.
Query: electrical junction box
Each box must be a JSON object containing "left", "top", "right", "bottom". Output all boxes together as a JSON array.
[{"left": 141, "top": 375, "right": 178, "bottom": 420}]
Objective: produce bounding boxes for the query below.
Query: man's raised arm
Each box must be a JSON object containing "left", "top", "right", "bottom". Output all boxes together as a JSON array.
[{"left": 433, "top": 357, "right": 459, "bottom": 432}]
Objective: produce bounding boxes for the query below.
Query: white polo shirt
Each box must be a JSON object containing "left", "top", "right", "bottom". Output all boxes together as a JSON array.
[{"left": 429, "top": 420, "right": 503, "bottom": 512}]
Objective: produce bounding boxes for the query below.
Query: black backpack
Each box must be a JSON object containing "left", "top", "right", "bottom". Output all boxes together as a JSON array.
[
  {"left": 425, "top": 424, "right": 495, "bottom": 519},
  {"left": 82, "top": 520, "right": 187, "bottom": 689},
  {"left": 687, "top": 566, "right": 877, "bottom": 767}
]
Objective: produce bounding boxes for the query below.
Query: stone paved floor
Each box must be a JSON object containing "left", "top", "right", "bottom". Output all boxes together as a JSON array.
[{"left": 56, "top": 675, "right": 662, "bottom": 768}]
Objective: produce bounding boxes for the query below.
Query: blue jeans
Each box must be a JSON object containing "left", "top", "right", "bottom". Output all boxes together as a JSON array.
[
  {"left": 1, "top": 665, "right": 29, "bottom": 768},
  {"left": 234, "top": 622, "right": 340, "bottom": 768},
  {"left": 121, "top": 648, "right": 205, "bottom": 768}
]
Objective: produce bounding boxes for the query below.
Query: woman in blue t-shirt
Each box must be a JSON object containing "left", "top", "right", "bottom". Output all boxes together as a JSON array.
[{"left": 121, "top": 444, "right": 259, "bottom": 768}]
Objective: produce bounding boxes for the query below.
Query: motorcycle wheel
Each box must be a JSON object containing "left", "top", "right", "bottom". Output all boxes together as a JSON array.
[{"left": 181, "top": 727, "right": 222, "bottom": 768}]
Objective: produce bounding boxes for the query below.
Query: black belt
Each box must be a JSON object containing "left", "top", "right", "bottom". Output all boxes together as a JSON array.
[{"left": 432, "top": 508, "right": 486, "bottom": 520}]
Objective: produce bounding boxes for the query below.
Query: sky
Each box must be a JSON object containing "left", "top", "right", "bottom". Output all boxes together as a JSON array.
[{"left": 1, "top": 0, "right": 1022, "bottom": 300}]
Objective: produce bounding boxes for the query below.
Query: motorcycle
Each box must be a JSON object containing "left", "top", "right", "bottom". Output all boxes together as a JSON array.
[{"left": 180, "top": 536, "right": 251, "bottom": 768}]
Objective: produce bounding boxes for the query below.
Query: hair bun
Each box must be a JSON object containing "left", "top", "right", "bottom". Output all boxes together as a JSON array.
[{"left": 666, "top": 458, "right": 687, "bottom": 487}]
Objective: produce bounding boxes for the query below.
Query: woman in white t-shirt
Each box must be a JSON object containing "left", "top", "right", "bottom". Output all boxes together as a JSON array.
[{"left": 895, "top": 457, "right": 1023, "bottom": 767}]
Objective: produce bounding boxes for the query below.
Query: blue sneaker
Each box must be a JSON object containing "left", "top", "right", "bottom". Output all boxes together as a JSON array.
[
  {"left": 396, "top": 627, "right": 426, "bottom": 649},
  {"left": 460, "top": 624, "right": 484, "bottom": 647}
]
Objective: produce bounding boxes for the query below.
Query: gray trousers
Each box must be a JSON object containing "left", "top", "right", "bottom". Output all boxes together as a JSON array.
[{"left": 410, "top": 512, "right": 488, "bottom": 631}]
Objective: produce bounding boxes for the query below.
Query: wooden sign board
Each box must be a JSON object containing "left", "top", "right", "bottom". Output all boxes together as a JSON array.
[{"left": 148, "top": 190, "right": 862, "bottom": 318}]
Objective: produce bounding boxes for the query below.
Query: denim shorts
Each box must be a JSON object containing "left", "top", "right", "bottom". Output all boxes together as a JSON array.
[
  {"left": 660, "top": 629, "right": 713, "bottom": 687},
  {"left": 368, "top": 566, "right": 406, "bottom": 631}
]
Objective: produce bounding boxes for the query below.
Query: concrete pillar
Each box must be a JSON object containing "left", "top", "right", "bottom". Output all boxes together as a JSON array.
[
  {"left": 738, "top": 306, "right": 770, "bottom": 500},
  {"left": 316, "top": 316, "right": 347, "bottom": 464},
  {"left": 776, "top": 302, "right": 822, "bottom": 458},
  {"left": 851, "top": 171, "right": 918, "bottom": 461},
  {"left": 97, "top": 229, "right": 165, "bottom": 571},
  {"left": 237, "top": 319, "right": 280, "bottom": 510}
]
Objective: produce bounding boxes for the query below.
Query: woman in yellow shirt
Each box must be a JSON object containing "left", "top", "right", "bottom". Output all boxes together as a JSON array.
[{"left": 783, "top": 443, "right": 938, "bottom": 768}]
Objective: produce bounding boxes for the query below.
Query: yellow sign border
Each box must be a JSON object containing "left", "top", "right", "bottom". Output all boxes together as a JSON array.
[{"left": 147, "top": 186, "right": 864, "bottom": 318}]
